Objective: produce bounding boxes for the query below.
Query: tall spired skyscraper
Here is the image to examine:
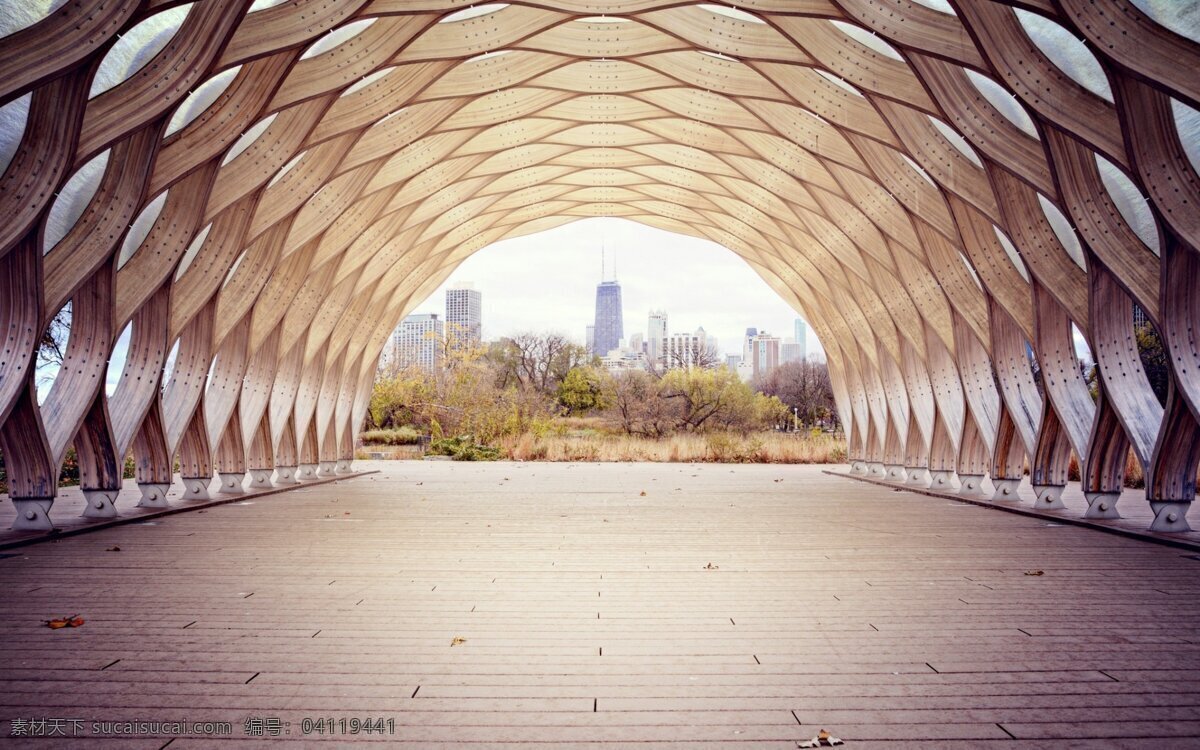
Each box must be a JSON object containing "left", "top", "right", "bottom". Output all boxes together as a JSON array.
[{"left": 593, "top": 280, "right": 623, "bottom": 357}]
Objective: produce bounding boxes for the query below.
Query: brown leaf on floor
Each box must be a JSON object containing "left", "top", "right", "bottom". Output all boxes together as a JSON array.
[
  {"left": 105, "top": 546, "right": 121, "bottom": 552},
  {"left": 1025, "top": 570, "right": 1045, "bottom": 576},
  {"left": 450, "top": 636, "right": 466, "bottom": 646},
  {"left": 774, "top": 479, "right": 783, "bottom": 483},
  {"left": 704, "top": 563, "right": 719, "bottom": 570},
  {"left": 639, "top": 491, "right": 647, "bottom": 496},
  {"left": 797, "top": 728, "right": 844, "bottom": 747},
  {"left": 45, "top": 615, "right": 84, "bottom": 629}
]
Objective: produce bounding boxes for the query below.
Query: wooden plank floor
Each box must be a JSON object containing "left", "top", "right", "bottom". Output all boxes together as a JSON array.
[
  {"left": 2, "top": 461, "right": 1200, "bottom": 747},
  {"left": 833, "top": 471, "right": 1200, "bottom": 549},
  {"left": 0, "top": 473, "right": 373, "bottom": 549}
]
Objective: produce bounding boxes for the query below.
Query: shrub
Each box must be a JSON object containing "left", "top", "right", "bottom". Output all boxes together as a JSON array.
[{"left": 429, "top": 436, "right": 500, "bottom": 461}]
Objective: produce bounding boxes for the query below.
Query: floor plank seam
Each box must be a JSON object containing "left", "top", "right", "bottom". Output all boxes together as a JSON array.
[
  {"left": 0, "top": 471, "right": 380, "bottom": 550},
  {"left": 827, "top": 471, "right": 1200, "bottom": 552}
]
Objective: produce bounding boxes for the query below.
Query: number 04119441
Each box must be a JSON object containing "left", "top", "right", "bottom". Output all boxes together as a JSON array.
[{"left": 300, "top": 718, "right": 396, "bottom": 735}]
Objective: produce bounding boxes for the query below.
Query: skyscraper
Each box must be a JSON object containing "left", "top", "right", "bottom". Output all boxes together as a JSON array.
[
  {"left": 747, "top": 331, "right": 781, "bottom": 380},
  {"left": 664, "top": 327, "right": 717, "bottom": 370},
  {"left": 793, "top": 318, "right": 808, "bottom": 360},
  {"left": 647, "top": 310, "right": 667, "bottom": 366},
  {"left": 392, "top": 313, "right": 444, "bottom": 371},
  {"left": 446, "top": 284, "right": 481, "bottom": 347},
  {"left": 593, "top": 280, "right": 623, "bottom": 357},
  {"left": 780, "top": 341, "right": 804, "bottom": 364},
  {"left": 585, "top": 325, "right": 595, "bottom": 354},
  {"left": 742, "top": 327, "right": 758, "bottom": 364}
]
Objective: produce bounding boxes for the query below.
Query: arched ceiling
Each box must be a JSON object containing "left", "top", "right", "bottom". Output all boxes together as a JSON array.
[{"left": 1, "top": 0, "right": 1198, "bottom": 468}]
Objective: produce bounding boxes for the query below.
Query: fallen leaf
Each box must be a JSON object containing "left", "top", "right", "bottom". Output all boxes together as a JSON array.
[
  {"left": 639, "top": 491, "right": 647, "bottom": 496},
  {"left": 1025, "top": 570, "right": 1044, "bottom": 576},
  {"left": 704, "top": 563, "right": 719, "bottom": 570},
  {"left": 105, "top": 546, "right": 121, "bottom": 552},
  {"left": 450, "top": 636, "right": 466, "bottom": 646},
  {"left": 797, "top": 728, "right": 844, "bottom": 747},
  {"left": 45, "top": 615, "right": 84, "bottom": 629}
]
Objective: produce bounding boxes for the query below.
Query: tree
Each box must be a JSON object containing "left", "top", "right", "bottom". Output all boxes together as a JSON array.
[
  {"left": 367, "top": 367, "right": 434, "bottom": 429},
  {"left": 35, "top": 303, "right": 72, "bottom": 391},
  {"left": 488, "top": 332, "right": 593, "bottom": 394},
  {"left": 1135, "top": 322, "right": 1168, "bottom": 406},
  {"left": 753, "top": 359, "right": 836, "bottom": 429},
  {"left": 556, "top": 366, "right": 613, "bottom": 414},
  {"left": 609, "top": 370, "right": 677, "bottom": 437},
  {"left": 659, "top": 367, "right": 785, "bottom": 433}
]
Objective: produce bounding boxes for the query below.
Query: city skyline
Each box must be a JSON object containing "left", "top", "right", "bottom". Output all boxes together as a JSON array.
[{"left": 412, "top": 218, "right": 826, "bottom": 360}]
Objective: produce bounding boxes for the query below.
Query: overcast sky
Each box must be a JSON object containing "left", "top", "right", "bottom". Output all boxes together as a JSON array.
[{"left": 409, "top": 217, "right": 824, "bottom": 360}]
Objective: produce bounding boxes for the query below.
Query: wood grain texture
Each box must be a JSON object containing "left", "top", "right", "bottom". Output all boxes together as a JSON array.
[
  {"left": 0, "top": 0, "right": 1198, "bottom": 524},
  {"left": 3, "top": 463, "right": 1198, "bottom": 743}
]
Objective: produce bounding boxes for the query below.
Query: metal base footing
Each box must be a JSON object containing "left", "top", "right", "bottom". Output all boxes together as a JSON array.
[
  {"left": 866, "top": 462, "right": 886, "bottom": 478},
  {"left": 274, "top": 466, "right": 298, "bottom": 485},
  {"left": 317, "top": 460, "right": 337, "bottom": 478},
  {"left": 904, "top": 467, "right": 929, "bottom": 487},
  {"left": 1032, "top": 484, "right": 1066, "bottom": 510},
  {"left": 1084, "top": 492, "right": 1121, "bottom": 519},
  {"left": 992, "top": 479, "right": 1021, "bottom": 501},
  {"left": 929, "top": 470, "right": 956, "bottom": 490},
  {"left": 849, "top": 460, "right": 867, "bottom": 475},
  {"left": 137, "top": 483, "right": 171, "bottom": 508},
  {"left": 81, "top": 490, "right": 118, "bottom": 519},
  {"left": 298, "top": 464, "right": 318, "bottom": 480},
  {"left": 181, "top": 477, "right": 211, "bottom": 501},
  {"left": 884, "top": 464, "right": 906, "bottom": 482},
  {"left": 958, "top": 474, "right": 985, "bottom": 496},
  {"left": 247, "top": 469, "right": 274, "bottom": 489},
  {"left": 1149, "top": 502, "right": 1192, "bottom": 533},
  {"left": 335, "top": 458, "right": 353, "bottom": 474},
  {"left": 218, "top": 473, "right": 245, "bottom": 494},
  {"left": 11, "top": 498, "right": 54, "bottom": 531}
]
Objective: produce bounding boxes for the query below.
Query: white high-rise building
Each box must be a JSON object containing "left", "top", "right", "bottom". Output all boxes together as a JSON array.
[
  {"left": 793, "top": 318, "right": 808, "bottom": 360},
  {"left": 781, "top": 341, "right": 804, "bottom": 364},
  {"left": 663, "top": 327, "right": 716, "bottom": 370},
  {"left": 742, "top": 327, "right": 758, "bottom": 364},
  {"left": 392, "top": 313, "right": 444, "bottom": 371},
  {"left": 643, "top": 309, "right": 662, "bottom": 364},
  {"left": 647, "top": 310, "right": 667, "bottom": 367},
  {"left": 629, "top": 332, "right": 644, "bottom": 354},
  {"left": 446, "top": 284, "right": 481, "bottom": 347},
  {"left": 585, "top": 325, "right": 595, "bottom": 354}
]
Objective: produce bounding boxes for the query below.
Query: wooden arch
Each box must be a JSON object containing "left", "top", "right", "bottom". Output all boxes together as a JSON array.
[{"left": 0, "top": 0, "right": 1198, "bottom": 532}]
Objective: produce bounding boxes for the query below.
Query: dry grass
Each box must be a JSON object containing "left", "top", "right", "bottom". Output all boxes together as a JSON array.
[
  {"left": 355, "top": 444, "right": 425, "bottom": 460},
  {"left": 499, "top": 431, "right": 847, "bottom": 464}
]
